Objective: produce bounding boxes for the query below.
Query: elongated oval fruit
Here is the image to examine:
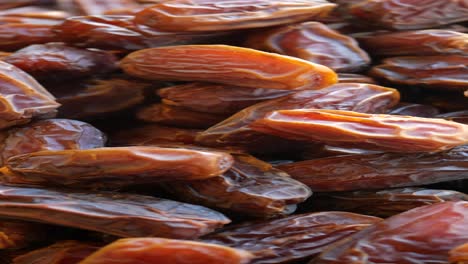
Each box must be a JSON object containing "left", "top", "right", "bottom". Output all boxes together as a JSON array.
[
  {"left": 0, "top": 221, "right": 49, "bottom": 250},
  {"left": 79, "top": 238, "right": 253, "bottom": 264},
  {"left": 120, "top": 45, "right": 337, "bottom": 90},
  {"left": 311, "top": 201, "right": 468, "bottom": 264},
  {"left": 135, "top": 0, "right": 336, "bottom": 32},
  {"left": 4, "top": 146, "right": 234, "bottom": 188},
  {"left": 250, "top": 109, "right": 468, "bottom": 152}
]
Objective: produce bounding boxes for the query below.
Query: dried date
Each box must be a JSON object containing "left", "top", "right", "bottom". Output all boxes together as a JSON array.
[
  {"left": 58, "top": 0, "right": 140, "bottom": 15},
  {"left": 0, "top": 185, "right": 230, "bottom": 238},
  {"left": 338, "top": 73, "right": 376, "bottom": 84},
  {"left": 110, "top": 124, "right": 200, "bottom": 146},
  {"left": 0, "top": 220, "right": 48, "bottom": 249},
  {"left": 450, "top": 243, "right": 468, "bottom": 264},
  {"left": 120, "top": 45, "right": 337, "bottom": 90},
  {"left": 437, "top": 110, "right": 468, "bottom": 124},
  {"left": 387, "top": 103, "right": 440, "bottom": 117},
  {"left": 0, "top": 22, "right": 57, "bottom": 51}
]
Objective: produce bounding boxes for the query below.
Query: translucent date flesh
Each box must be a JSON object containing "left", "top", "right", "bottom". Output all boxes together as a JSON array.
[
  {"left": 163, "top": 154, "right": 312, "bottom": 217},
  {"left": 250, "top": 109, "right": 468, "bottom": 152},
  {"left": 311, "top": 201, "right": 468, "bottom": 264},
  {"left": 110, "top": 124, "right": 201, "bottom": 146},
  {"left": 244, "top": 21, "right": 370, "bottom": 72},
  {"left": 0, "top": 61, "right": 59, "bottom": 129},
  {"left": 203, "top": 212, "right": 381, "bottom": 264},
  {"left": 450, "top": 243, "right": 468, "bottom": 264},
  {"left": 357, "top": 30, "right": 468, "bottom": 56},
  {"left": 134, "top": 0, "right": 336, "bottom": 32},
  {"left": 12, "top": 241, "right": 101, "bottom": 264},
  {"left": 277, "top": 145, "right": 468, "bottom": 191},
  {"left": 5, "top": 147, "right": 234, "bottom": 188},
  {"left": 0, "top": 220, "right": 47, "bottom": 249},
  {"left": 0, "top": 185, "right": 230, "bottom": 238},
  {"left": 120, "top": 45, "right": 337, "bottom": 90},
  {"left": 350, "top": 0, "right": 468, "bottom": 30},
  {"left": 369, "top": 56, "right": 468, "bottom": 90},
  {"left": 308, "top": 188, "right": 468, "bottom": 217},
  {"left": 196, "top": 83, "right": 400, "bottom": 149},
  {"left": 79, "top": 238, "right": 253, "bottom": 264}
]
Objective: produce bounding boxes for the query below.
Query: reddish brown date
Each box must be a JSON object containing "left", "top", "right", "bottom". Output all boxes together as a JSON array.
[
  {"left": 338, "top": 73, "right": 376, "bottom": 84},
  {"left": 58, "top": 0, "right": 140, "bottom": 15},
  {"left": 311, "top": 201, "right": 468, "bottom": 264},
  {"left": 0, "top": 23, "right": 57, "bottom": 51},
  {"left": 80, "top": 238, "right": 253, "bottom": 264},
  {"left": 438, "top": 111, "right": 468, "bottom": 124},
  {"left": 0, "top": 6, "right": 70, "bottom": 20},
  {"left": 110, "top": 124, "right": 200, "bottom": 146},
  {"left": 137, "top": 103, "right": 228, "bottom": 129},
  {"left": 370, "top": 56, "right": 468, "bottom": 90},
  {"left": 203, "top": 212, "right": 381, "bottom": 264},
  {"left": 306, "top": 188, "right": 468, "bottom": 217},
  {"left": 4, "top": 146, "right": 234, "bottom": 188},
  {"left": 12, "top": 241, "right": 101, "bottom": 264},
  {"left": 0, "top": 61, "right": 59, "bottom": 129},
  {"left": 277, "top": 145, "right": 468, "bottom": 191},
  {"left": 250, "top": 109, "right": 468, "bottom": 152},
  {"left": 120, "top": 45, "right": 337, "bottom": 90},
  {"left": 357, "top": 30, "right": 468, "bottom": 56},
  {"left": 350, "top": 0, "right": 468, "bottom": 30},
  {"left": 158, "top": 82, "right": 292, "bottom": 115},
  {"left": 450, "top": 243, "right": 468, "bottom": 264},
  {"left": 387, "top": 103, "right": 440, "bottom": 117},
  {"left": 0, "top": 221, "right": 48, "bottom": 249},
  {"left": 0, "top": 0, "right": 55, "bottom": 10},
  {"left": 244, "top": 22, "right": 370, "bottom": 72},
  {"left": 3, "top": 43, "right": 118, "bottom": 81},
  {"left": 135, "top": 0, "right": 336, "bottom": 32},
  {"left": 196, "top": 83, "right": 400, "bottom": 150},
  {"left": 0, "top": 185, "right": 230, "bottom": 238},
  {"left": 163, "top": 154, "right": 312, "bottom": 217}
]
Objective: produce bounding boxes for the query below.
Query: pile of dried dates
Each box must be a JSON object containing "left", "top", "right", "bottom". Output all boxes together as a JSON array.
[{"left": 0, "top": 0, "right": 467, "bottom": 263}]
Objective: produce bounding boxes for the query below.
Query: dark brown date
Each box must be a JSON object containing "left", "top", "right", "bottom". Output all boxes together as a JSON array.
[
  {"left": 244, "top": 21, "right": 370, "bottom": 72},
  {"left": 311, "top": 201, "right": 468, "bottom": 264},
  {"left": 203, "top": 212, "right": 382, "bottom": 264},
  {"left": 163, "top": 154, "right": 312, "bottom": 217},
  {"left": 387, "top": 103, "right": 440, "bottom": 117},
  {"left": 306, "top": 188, "right": 468, "bottom": 217},
  {"left": 437, "top": 111, "right": 468, "bottom": 124},
  {"left": 5, "top": 146, "right": 234, "bottom": 188},
  {"left": 277, "top": 145, "right": 468, "bottom": 191},
  {"left": 110, "top": 124, "right": 200, "bottom": 146},
  {"left": 0, "top": 220, "right": 48, "bottom": 249},
  {"left": 338, "top": 73, "right": 376, "bottom": 84},
  {"left": 0, "top": 185, "right": 230, "bottom": 238},
  {"left": 300, "top": 144, "right": 380, "bottom": 160}
]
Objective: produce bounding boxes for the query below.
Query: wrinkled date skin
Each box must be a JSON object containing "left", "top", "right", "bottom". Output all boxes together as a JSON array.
[
  {"left": 4, "top": 146, "right": 234, "bottom": 188},
  {"left": 196, "top": 83, "right": 400, "bottom": 150},
  {"left": 59, "top": 0, "right": 140, "bottom": 15},
  {"left": 110, "top": 124, "right": 201, "bottom": 146},
  {"left": 203, "top": 212, "right": 382, "bottom": 264},
  {"left": 438, "top": 110, "right": 468, "bottom": 124},
  {"left": 0, "top": 1, "right": 56, "bottom": 10},
  {"left": 387, "top": 103, "right": 440, "bottom": 117},
  {"left": 250, "top": 109, "right": 468, "bottom": 152},
  {"left": 163, "top": 154, "right": 312, "bottom": 217},
  {"left": 137, "top": 103, "right": 228, "bottom": 129},
  {"left": 350, "top": 0, "right": 468, "bottom": 30},
  {"left": 0, "top": 22, "right": 57, "bottom": 51},
  {"left": 337, "top": 73, "right": 376, "bottom": 84},
  {"left": 3, "top": 43, "right": 118, "bottom": 81},
  {"left": 0, "top": 220, "right": 48, "bottom": 249},
  {"left": 357, "top": 30, "right": 468, "bottom": 56},
  {"left": 370, "top": 56, "right": 468, "bottom": 90},
  {"left": 306, "top": 188, "right": 468, "bottom": 217},
  {"left": 79, "top": 238, "right": 253, "bottom": 264},
  {"left": 0, "top": 61, "right": 59, "bottom": 130},
  {"left": 0, "top": 119, "right": 106, "bottom": 166},
  {"left": 135, "top": 0, "right": 336, "bottom": 32},
  {"left": 311, "top": 202, "right": 468, "bottom": 264},
  {"left": 244, "top": 21, "right": 370, "bottom": 72},
  {"left": 450, "top": 243, "right": 468, "bottom": 264},
  {"left": 12, "top": 241, "right": 101, "bottom": 264},
  {"left": 277, "top": 145, "right": 468, "bottom": 191},
  {"left": 0, "top": 185, "right": 230, "bottom": 238},
  {"left": 120, "top": 45, "right": 337, "bottom": 90},
  {"left": 158, "top": 82, "right": 292, "bottom": 115}
]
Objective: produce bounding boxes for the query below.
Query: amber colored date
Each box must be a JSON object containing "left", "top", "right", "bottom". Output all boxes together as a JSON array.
[
  {"left": 370, "top": 56, "right": 468, "bottom": 90},
  {"left": 350, "top": 0, "right": 468, "bottom": 30},
  {"left": 120, "top": 45, "right": 337, "bottom": 90},
  {"left": 250, "top": 109, "right": 468, "bottom": 152},
  {"left": 0, "top": 61, "right": 59, "bottom": 129},
  {"left": 0, "top": 23, "right": 57, "bottom": 51},
  {"left": 135, "top": 0, "right": 336, "bottom": 32},
  {"left": 137, "top": 103, "right": 228, "bottom": 129},
  {"left": 158, "top": 82, "right": 292, "bottom": 115},
  {"left": 311, "top": 201, "right": 468, "bottom": 264},
  {"left": 163, "top": 154, "right": 312, "bottom": 217},
  {"left": 244, "top": 21, "right": 370, "bottom": 72},
  {"left": 203, "top": 212, "right": 381, "bottom": 264},
  {"left": 357, "top": 30, "right": 468, "bottom": 56},
  {"left": 277, "top": 145, "right": 468, "bottom": 191},
  {"left": 450, "top": 243, "right": 468, "bottom": 264},
  {"left": 306, "top": 188, "right": 468, "bottom": 217},
  {"left": 387, "top": 103, "right": 440, "bottom": 117},
  {"left": 12, "top": 241, "right": 100, "bottom": 264},
  {"left": 0, "top": 185, "right": 230, "bottom": 238},
  {"left": 338, "top": 73, "right": 376, "bottom": 84},
  {"left": 5, "top": 146, "right": 234, "bottom": 188},
  {"left": 0, "top": 221, "right": 48, "bottom": 249},
  {"left": 3, "top": 43, "right": 118, "bottom": 81},
  {"left": 110, "top": 124, "right": 200, "bottom": 146},
  {"left": 196, "top": 83, "right": 400, "bottom": 150}
]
